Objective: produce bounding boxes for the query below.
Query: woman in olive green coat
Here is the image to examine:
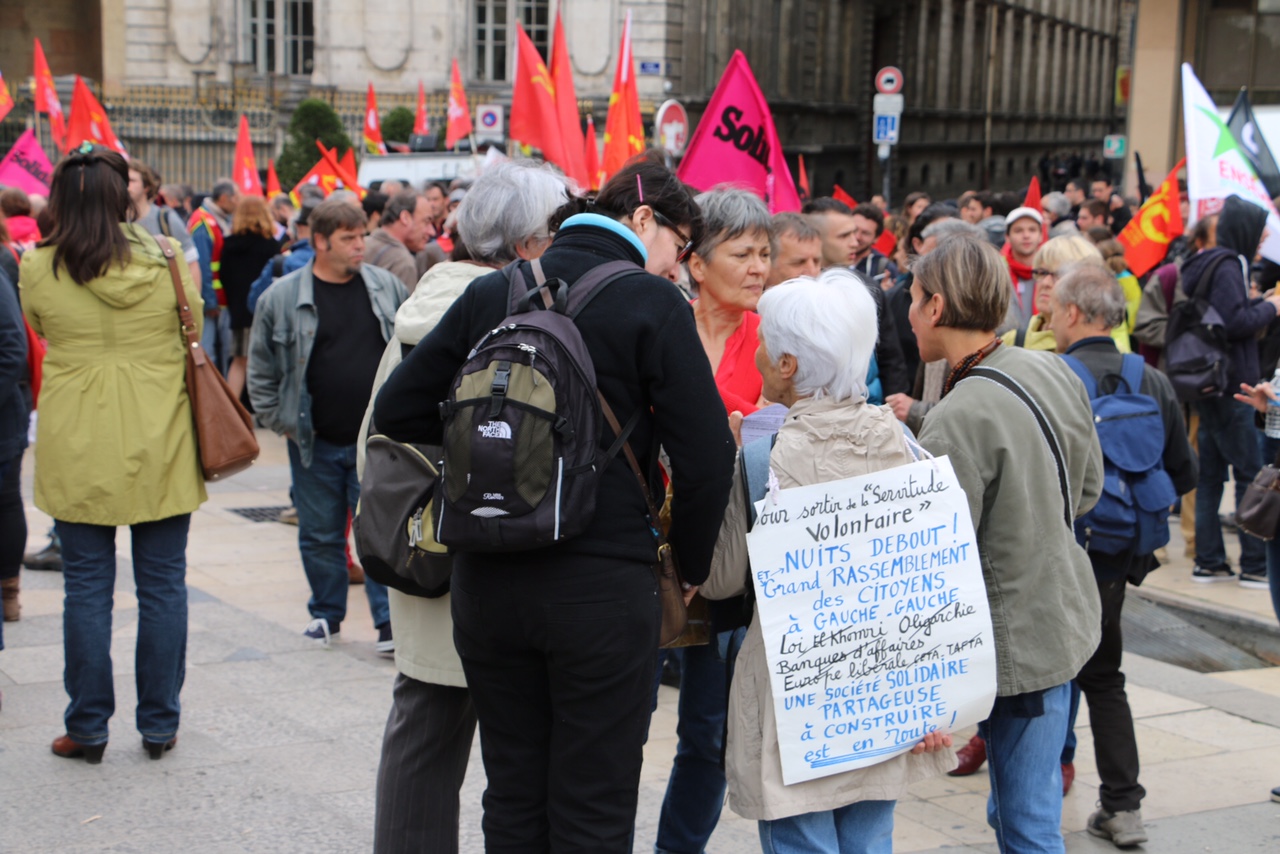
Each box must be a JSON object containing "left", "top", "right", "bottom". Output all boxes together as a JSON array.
[{"left": 19, "top": 145, "right": 205, "bottom": 764}]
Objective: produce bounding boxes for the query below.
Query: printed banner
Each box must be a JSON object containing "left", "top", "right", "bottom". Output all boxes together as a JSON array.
[
  {"left": 1182, "top": 63, "right": 1280, "bottom": 264},
  {"left": 746, "top": 456, "right": 997, "bottom": 785},
  {"left": 0, "top": 130, "right": 54, "bottom": 195}
]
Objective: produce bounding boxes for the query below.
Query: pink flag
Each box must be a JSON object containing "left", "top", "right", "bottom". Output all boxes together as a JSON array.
[
  {"left": 0, "top": 130, "right": 54, "bottom": 195},
  {"left": 677, "top": 51, "right": 801, "bottom": 213}
]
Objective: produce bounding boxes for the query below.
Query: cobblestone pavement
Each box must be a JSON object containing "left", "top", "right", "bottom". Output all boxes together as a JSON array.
[{"left": 2, "top": 433, "right": 1279, "bottom": 852}]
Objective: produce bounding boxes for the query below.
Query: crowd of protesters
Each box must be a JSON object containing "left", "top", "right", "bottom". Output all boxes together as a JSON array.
[{"left": 2, "top": 142, "right": 1280, "bottom": 854}]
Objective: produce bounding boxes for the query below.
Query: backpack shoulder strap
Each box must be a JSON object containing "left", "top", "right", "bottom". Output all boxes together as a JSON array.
[
  {"left": 1058, "top": 354, "right": 1099, "bottom": 399},
  {"left": 1014, "top": 322, "right": 1029, "bottom": 349},
  {"left": 1188, "top": 253, "right": 1234, "bottom": 302},
  {"left": 566, "top": 260, "right": 646, "bottom": 319},
  {"left": 967, "top": 366, "right": 1073, "bottom": 529},
  {"left": 504, "top": 259, "right": 530, "bottom": 314},
  {"left": 1119, "top": 353, "right": 1146, "bottom": 396}
]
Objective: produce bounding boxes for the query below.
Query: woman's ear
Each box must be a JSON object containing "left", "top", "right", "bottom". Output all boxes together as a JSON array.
[
  {"left": 687, "top": 251, "right": 707, "bottom": 285},
  {"left": 778, "top": 352, "right": 798, "bottom": 381}
]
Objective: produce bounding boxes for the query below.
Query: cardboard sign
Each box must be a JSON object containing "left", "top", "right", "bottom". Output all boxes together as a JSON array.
[{"left": 745, "top": 456, "right": 996, "bottom": 785}]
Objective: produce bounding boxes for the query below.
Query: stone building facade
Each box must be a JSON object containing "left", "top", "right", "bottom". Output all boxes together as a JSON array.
[{"left": 5, "top": 0, "right": 1134, "bottom": 200}]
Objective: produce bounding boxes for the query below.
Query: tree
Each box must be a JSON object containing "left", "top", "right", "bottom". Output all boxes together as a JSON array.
[
  {"left": 381, "top": 107, "right": 415, "bottom": 145},
  {"left": 275, "top": 99, "right": 355, "bottom": 188}
]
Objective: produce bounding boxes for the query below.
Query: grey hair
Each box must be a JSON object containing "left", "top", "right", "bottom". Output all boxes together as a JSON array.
[
  {"left": 381, "top": 190, "right": 422, "bottom": 227},
  {"left": 1052, "top": 260, "right": 1128, "bottom": 329},
  {"left": 692, "top": 187, "right": 772, "bottom": 262},
  {"left": 756, "top": 268, "right": 878, "bottom": 403},
  {"left": 455, "top": 160, "right": 570, "bottom": 264},
  {"left": 769, "top": 211, "right": 821, "bottom": 258},
  {"left": 921, "top": 218, "right": 986, "bottom": 241},
  {"left": 210, "top": 180, "right": 237, "bottom": 201},
  {"left": 1042, "top": 192, "right": 1071, "bottom": 219},
  {"left": 329, "top": 189, "right": 359, "bottom": 205}
]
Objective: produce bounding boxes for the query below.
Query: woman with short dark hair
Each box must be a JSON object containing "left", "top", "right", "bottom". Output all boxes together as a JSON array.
[{"left": 20, "top": 144, "right": 205, "bottom": 763}]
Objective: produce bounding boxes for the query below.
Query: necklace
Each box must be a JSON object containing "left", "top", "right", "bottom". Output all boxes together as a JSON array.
[{"left": 943, "top": 338, "right": 1002, "bottom": 397}]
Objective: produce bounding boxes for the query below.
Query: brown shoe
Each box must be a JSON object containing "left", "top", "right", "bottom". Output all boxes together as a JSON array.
[
  {"left": 51, "top": 734, "right": 106, "bottom": 764},
  {"left": 1, "top": 577, "right": 18, "bottom": 622},
  {"left": 347, "top": 562, "right": 365, "bottom": 585},
  {"left": 1062, "top": 762, "right": 1075, "bottom": 796},
  {"left": 948, "top": 733, "right": 987, "bottom": 776}
]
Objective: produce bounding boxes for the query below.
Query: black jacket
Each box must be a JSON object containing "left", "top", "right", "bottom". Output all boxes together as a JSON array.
[
  {"left": 1063, "top": 337, "right": 1197, "bottom": 581},
  {"left": 1180, "top": 195, "right": 1274, "bottom": 390},
  {"left": 374, "top": 223, "right": 737, "bottom": 583},
  {"left": 220, "top": 233, "right": 282, "bottom": 329},
  {"left": 0, "top": 267, "right": 30, "bottom": 465}
]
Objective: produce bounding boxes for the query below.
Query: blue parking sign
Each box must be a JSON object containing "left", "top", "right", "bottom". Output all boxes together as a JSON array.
[{"left": 874, "top": 114, "right": 899, "bottom": 144}]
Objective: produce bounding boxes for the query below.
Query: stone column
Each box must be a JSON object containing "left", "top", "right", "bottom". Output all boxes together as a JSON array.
[{"left": 937, "top": 0, "right": 954, "bottom": 110}]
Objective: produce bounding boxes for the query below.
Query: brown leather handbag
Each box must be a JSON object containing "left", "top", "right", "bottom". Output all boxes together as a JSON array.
[
  {"left": 599, "top": 394, "right": 706, "bottom": 648},
  {"left": 153, "top": 233, "right": 259, "bottom": 481},
  {"left": 1238, "top": 464, "right": 1280, "bottom": 541}
]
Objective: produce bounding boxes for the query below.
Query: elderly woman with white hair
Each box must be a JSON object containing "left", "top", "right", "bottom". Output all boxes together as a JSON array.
[
  {"left": 702, "top": 269, "right": 955, "bottom": 854},
  {"left": 361, "top": 159, "right": 570, "bottom": 854}
]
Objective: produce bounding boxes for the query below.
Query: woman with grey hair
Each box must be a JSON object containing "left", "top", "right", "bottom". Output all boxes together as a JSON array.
[
  {"left": 361, "top": 158, "right": 569, "bottom": 854},
  {"left": 702, "top": 269, "right": 955, "bottom": 852},
  {"left": 689, "top": 186, "right": 774, "bottom": 416}
]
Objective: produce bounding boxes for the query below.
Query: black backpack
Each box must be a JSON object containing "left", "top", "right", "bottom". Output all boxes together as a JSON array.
[
  {"left": 433, "top": 258, "right": 643, "bottom": 551},
  {"left": 1164, "top": 254, "right": 1233, "bottom": 402}
]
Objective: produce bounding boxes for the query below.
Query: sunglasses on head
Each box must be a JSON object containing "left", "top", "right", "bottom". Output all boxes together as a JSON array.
[{"left": 651, "top": 210, "right": 694, "bottom": 264}]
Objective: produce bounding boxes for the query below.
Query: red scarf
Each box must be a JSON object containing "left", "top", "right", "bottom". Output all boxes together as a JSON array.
[{"left": 1001, "top": 242, "right": 1037, "bottom": 314}]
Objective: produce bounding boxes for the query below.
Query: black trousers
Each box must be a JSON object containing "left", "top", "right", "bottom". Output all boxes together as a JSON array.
[
  {"left": 451, "top": 554, "right": 660, "bottom": 854},
  {"left": 0, "top": 453, "right": 24, "bottom": 581},
  {"left": 1076, "top": 576, "right": 1145, "bottom": 813},
  {"left": 373, "top": 674, "right": 477, "bottom": 854}
]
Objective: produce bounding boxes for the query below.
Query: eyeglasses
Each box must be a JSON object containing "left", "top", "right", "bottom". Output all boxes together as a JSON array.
[
  {"left": 652, "top": 210, "right": 694, "bottom": 264},
  {"left": 1031, "top": 268, "right": 1056, "bottom": 279}
]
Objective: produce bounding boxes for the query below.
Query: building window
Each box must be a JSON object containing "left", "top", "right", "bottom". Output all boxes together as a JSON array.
[
  {"left": 1200, "top": 0, "right": 1280, "bottom": 95},
  {"left": 475, "top": 0, "right": 551, "bottom": 83},
  {"left": 243, "top": 0, "right": 314, "bottom": 75}
]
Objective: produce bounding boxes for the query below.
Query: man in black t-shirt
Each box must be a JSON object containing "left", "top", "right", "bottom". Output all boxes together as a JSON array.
[{"left": 248, "top": 199, "right": 408, "bottom": 653}]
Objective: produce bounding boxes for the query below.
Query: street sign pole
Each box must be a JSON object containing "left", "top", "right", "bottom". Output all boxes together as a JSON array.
[
  {"left": 872, "top": 70, "right": 904, "bottom": 207},
  {"left": 879, "top": 143, "right": 892, "bottom": 209}
]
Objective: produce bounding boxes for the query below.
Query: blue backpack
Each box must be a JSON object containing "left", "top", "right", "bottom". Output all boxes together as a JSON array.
[{"left": 1060, "top": 353, "right": 1178, "bottom": 556}]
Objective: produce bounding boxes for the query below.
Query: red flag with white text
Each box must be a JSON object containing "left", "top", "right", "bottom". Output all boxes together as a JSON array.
[
  {"left": 233, "top": 115, "right": 263, "bottom": 197},
  {"left": 445, "top": 59, "right": 473, "bottom": 150},
  {"left": 64, "top": 76, "right": 126, "bottom": 155},
  {"left": 364, "top": 83, "right": 387, "bottom": 155},
  {"left": 414, "top": 82, "right": 429, "bottom": 136}
]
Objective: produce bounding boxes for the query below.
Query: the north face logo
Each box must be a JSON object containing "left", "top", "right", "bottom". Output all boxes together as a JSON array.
[{"left": 477, "top": 421, "right": 513, "bottom": 439}]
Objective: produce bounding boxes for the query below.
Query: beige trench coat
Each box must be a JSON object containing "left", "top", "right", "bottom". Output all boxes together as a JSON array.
[{"left": 702, "top": 396, "right": 957, "bottom": 821}]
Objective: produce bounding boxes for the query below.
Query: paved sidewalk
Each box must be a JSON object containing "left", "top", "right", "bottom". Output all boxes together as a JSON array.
[{"left": 2, "top": 433, "right": 1279, "bottom": 852}]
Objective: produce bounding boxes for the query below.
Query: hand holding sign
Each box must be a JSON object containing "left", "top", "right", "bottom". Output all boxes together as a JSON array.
[{"left": 745, "top": 456, "right": 996, "bottom": 786}]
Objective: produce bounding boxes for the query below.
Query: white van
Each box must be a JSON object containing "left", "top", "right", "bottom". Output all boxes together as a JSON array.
[{"left": 357, "top": 152, "right": 480, "bottom": 191}]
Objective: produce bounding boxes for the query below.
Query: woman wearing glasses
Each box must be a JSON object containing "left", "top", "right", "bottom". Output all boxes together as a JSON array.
[{"left": 373, "top": 152, "right": 736, "bottom": 851}]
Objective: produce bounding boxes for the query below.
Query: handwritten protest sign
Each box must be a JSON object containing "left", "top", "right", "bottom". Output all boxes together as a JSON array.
[{"left": 746, "top": 456, "right": 996, "bottom": 785}]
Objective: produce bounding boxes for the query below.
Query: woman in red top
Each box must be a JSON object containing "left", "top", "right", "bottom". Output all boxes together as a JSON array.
[{"left": 688, "top": 188, "right": 774, "bottom": 416}]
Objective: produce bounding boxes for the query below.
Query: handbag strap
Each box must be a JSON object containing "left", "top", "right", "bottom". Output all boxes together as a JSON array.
[
  {"left": 151, "top": 231, "right": 208, "bottom": 368},
  {"left": 966, "top": 366, "right": 1073, "bottom": 530},
  {"left": 598, "top": 393, "right": 667, "bottom": 545}
]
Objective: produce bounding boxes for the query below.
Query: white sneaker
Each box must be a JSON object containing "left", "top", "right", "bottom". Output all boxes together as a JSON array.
[{"left": 302, "top": 617, "right": 339, "bottom": 647}]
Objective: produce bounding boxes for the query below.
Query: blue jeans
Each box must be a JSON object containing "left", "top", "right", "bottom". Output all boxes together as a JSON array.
[
  {"left": 1195, "top": 397, "right": 1265, "bottom": 573},
  {"left": 1060, "top": 681, "right": 1081, "bottom": 764},
  {"left": 288, "top": 437, "right": 389, "bottom": 629},
  {"left": 650, "top": 630, "right": 741, "bottom": 853},
  {"left": 201, "top": 309, "right": 232, "bottom": 375},
  {"left": 1260, "top": 434, "right": 1280, "bottom": 620},
  {"left": 758, "top": 800, "right": 895, "bottom": 854},
  {"left": 978, "top": 682, "right": 1072, "bottom": 854},
  {"left": 56, "top": 514, "right": 191, "bottom": 746}
]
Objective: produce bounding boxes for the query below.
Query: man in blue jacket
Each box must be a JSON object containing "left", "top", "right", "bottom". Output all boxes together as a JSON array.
[{"left": 1183, "top": 195, "right": 1280, "bottom": 586}]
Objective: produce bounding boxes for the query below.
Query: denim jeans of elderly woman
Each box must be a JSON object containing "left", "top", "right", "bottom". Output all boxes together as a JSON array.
[{"left": 55, "top": 514, "right": 191, "bottom": 746}]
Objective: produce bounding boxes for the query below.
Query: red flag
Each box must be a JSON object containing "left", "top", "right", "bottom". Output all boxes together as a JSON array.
[
  {"left": 873, "top": 230, "right": 897, "bottom": 258},
  {"left": 511, "top": 24, "right": 569, "bottom": 169},
  {"left": 0, "top": 72, "right": 13, "bottom": 125},
  {"left": 584, "top": 115, "right": 602, "bottom": 192},
  {"left": 233, "top": 115, "right": 263, "bottom": 197},
  {"left": 289, "top": 158, "right": 341, "bottom": 206},
  {"left": 317, "top": 141, "right": 366, "bottom": 198},
  {"left": 414, "top": 81, "right": 429, "bottom": 136},
  {"left": 1119, "top": 159, "right": 1186, "bottom": 278},
  {"left": 797, "top": 154, "right": 810, "bottom": 202},
  {"left": 550, "top": 9, "right": 589, "bottom": 188},
  {"left": 832, "top": 185, "right": 857, "bottom": 208},
  {"left": 33, "top": 40, "right": 66, "bottom": 145},
  {"left": 1023, "top": 175, "right": 1049, "bottom": 240},
  {"left": 677, "top": 51, "right": 802, "bottom": 213},
  {"left": 266, "top": 159, "right": 283, "bottom": 198},
  {"left": 64, "top": 76, "right": 126, "bottom": 155},
  {"left": 364, "top": 83, "right": 387, "bottom": 155},
  {"left": 445, "top": 59, "right": 473, "bottom": 150},
  {"left": 602, "top": 11, "right": 644, "bottom": 180}
]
